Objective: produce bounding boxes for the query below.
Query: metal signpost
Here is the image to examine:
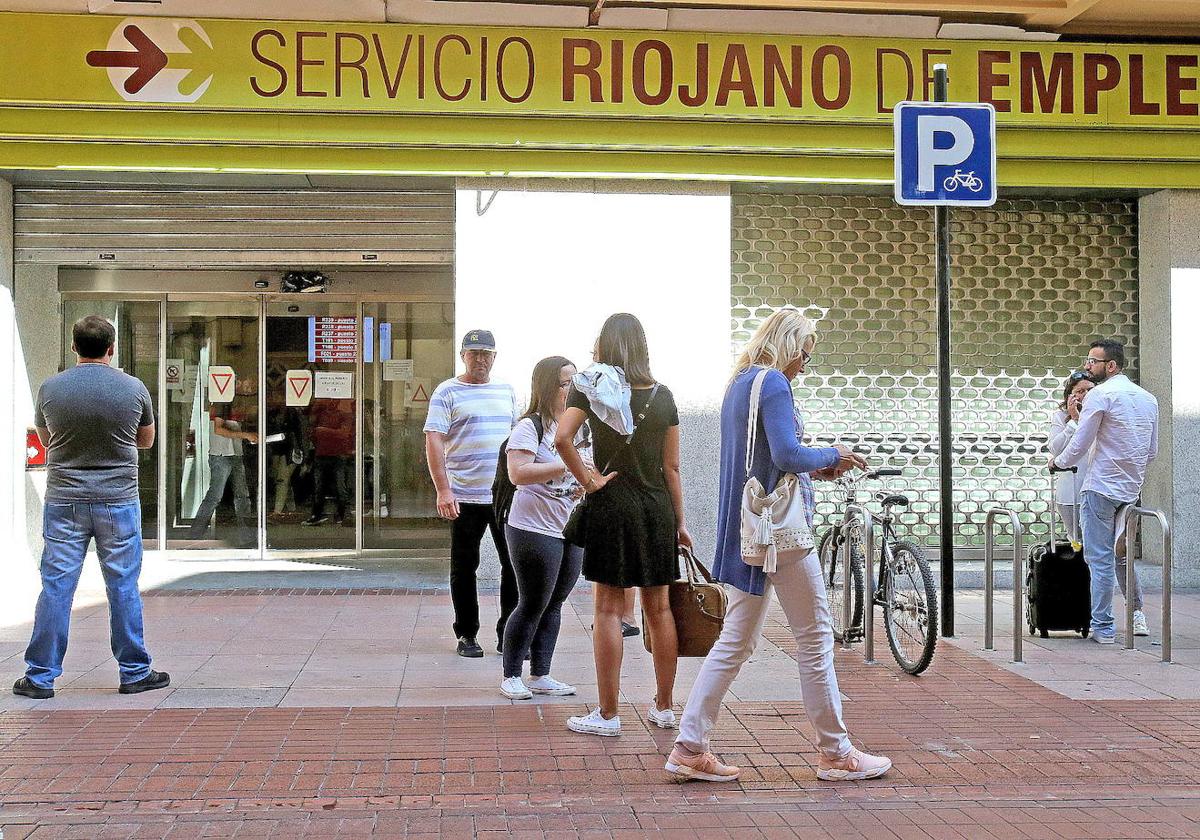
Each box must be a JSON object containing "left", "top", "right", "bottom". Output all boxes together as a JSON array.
[{"left": 893, "top": 66, "right": 997, "bottom": 637}]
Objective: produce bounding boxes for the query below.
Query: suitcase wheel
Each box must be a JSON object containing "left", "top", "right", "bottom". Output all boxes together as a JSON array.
[
  {"left": 1039, "top": 628, "right": 1049, "bottom": 638},
  {"left": 1078, "top": 628, "right": 1089, "bottom": 638}
]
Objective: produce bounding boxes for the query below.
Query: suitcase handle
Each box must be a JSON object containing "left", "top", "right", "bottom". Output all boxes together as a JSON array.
[{"left": 1047, "top": 465, "right": 1079, "bottom": 545}]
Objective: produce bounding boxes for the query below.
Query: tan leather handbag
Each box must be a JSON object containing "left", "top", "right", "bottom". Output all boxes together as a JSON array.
[{"left": 643, "top": 547, "right": 728, "bottom": 658}]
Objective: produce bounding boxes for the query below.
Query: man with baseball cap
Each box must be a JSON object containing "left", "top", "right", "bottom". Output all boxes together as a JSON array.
[{"left": 424, "top": 330, "right": 519, "bottom": 657}]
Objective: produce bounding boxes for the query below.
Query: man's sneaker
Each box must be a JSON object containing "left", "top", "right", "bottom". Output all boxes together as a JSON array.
[
  {"left": 527, "top": 675, "right": 576, "bottom": 696},
  {"left": 12, "top": 677, "right": 53, "bottom": 699},
  {"left": 500, "top": 676, "right": 532, "bottom": 700},
  {"left": 567, "top": 707, "right": 621, "bottom": 737},
  {"left": 621, "top": 622, "right": 641, "bottom": 638},
  {"left": 301, "top": 516, "right": 329, "bottom": 526},
  {"left": 665, "top": 747, "right": 741, "bottom": 782},
  {"left": 647, "top": 703, "right": 677, "bottom": 730},
  {"left": 1093, "top": 632, "right": 1116, "bottom": 645},
  {"left": 456, "top": 637, "right": 484, "bottom": 658},
  {"left": 817, "top": 747, "right": 892, "bottom": 781},
  {"left": 1133, "top": 610, "right": 1150, "bottom": 637},
  {"left": 119, "top": 670, "right": 171, "bottom": 695}
]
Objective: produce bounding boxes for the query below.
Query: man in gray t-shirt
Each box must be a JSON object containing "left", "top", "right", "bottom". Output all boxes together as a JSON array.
[{"left": 14, "top": 315, "right": 170, "bottom": 700}]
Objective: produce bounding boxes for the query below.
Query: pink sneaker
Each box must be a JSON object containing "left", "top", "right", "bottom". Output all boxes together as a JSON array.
[
  {"left": 816, "top": 747, "right": 892, "bottom": 781},
  {"left": 664, "top": 747, "right": 740, "bottom": 782}
]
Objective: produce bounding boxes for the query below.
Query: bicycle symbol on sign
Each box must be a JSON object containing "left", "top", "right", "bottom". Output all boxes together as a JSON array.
[{"left": 942, "top": 169, "right": 984, "bottom": 193}]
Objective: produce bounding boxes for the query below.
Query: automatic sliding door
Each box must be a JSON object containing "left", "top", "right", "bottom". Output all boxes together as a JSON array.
[
  {"left": 165, "top": 301, "right": 260, "bottom": 551},
  {"left": 60, "top": 298, "right": 161, "bottom": 544},
  {"left": 264, "top": 299, "right": 357, "bottom": 552},
  {"left": 362, "top": 302, "right": 454, "bottom": 549}
]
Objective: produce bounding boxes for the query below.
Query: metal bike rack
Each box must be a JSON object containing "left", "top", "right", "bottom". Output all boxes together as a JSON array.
[
  {"left": 840, "top": 505, "right": 877, "bottom": 663},
  {"left": 1123, "top": 506, "right": 1173, "bottom": 662},
  {"left": 983, "top": 507, "right": 1024, "bottom": 663}
]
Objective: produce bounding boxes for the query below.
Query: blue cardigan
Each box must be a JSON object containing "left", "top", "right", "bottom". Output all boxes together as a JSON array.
[{"left": 711, "top": 367, "right": 840, "bottom": 596}]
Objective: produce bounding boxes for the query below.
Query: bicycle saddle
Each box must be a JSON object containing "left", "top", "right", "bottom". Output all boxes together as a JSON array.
[{"left": 879, "top": 494, "right": 909, "bottom": 509}]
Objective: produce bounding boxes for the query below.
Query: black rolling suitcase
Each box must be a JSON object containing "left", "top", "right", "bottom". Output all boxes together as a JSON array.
[{"left": 1025, "top": 466, "right": 1091, "bottom": 638}]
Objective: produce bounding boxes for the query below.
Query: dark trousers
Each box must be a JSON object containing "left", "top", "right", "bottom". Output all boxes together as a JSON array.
[
  {"left": 450, "top": 502, "right": 517, "bottom": 642},
  {"left": 501, "top": 525, "right": 583, "bottom": 679},
  {"left": 313, "top": 455, "right": 352, "bottom": 520}
]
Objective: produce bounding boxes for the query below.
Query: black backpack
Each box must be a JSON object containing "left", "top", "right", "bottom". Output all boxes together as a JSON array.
[{"left": 492, "top": 415, "right": 543, "bottom": 526}]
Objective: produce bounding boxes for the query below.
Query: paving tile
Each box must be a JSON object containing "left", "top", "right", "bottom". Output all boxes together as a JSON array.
[
  {"left": 279, "top": 687, "right": 400, "bottom": 707},
  {"left": 158, "top": 687, "right": 287, "bottom": 707}
]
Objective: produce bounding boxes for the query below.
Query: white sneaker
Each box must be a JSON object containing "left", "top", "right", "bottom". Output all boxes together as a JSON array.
[
  {"left": 500, "top": 676, "right": 532, "bottom": 700},
  {"left": 647, "top": 703, "right": 677, "bottom": 730},
  {"left": 527, "top": 675, "right": 576, "bottom": 696},
  {"left": 567, "top": 707, "right": 621, "bottom": 737},
  {"left": 1132, "top": 610, "right": 1150, "bottom": 637}
]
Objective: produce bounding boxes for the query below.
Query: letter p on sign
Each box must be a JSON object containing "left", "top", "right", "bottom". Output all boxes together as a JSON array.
[{"left": 894, "top": 102, "right": 996, "bottom": 207}]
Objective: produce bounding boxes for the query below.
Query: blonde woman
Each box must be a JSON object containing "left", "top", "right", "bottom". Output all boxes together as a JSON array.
[{"left": 665, "top": 308, "right": 891, "bottom": 783}]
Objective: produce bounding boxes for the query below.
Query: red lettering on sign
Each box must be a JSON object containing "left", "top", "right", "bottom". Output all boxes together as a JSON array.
[
  {"left": 875, "top": 48, "right": 913, "bottom": 114},
  {"left": 1083, "top": 53, "right": 1121, "bottom": 114},
  {"left": 563, "top": 38, "right": 602, "bottom": 102},
  {"left": 978, "top": 50, "right": 1012, "bottom": 112},
  {"left": 1167, "top": 54, "right": 1200, "bottom": 116},
  {"left": 811, "top": 45, "right": 850, "bottom": 110},
  {"left": 1020, "top": 51, "right": 1074, "bottom": 114}
]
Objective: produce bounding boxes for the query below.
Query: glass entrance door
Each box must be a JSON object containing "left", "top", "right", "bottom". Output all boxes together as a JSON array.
[
  {"left": 264, "top": 299, "right": 358, "bottom": 553},
  {"left": 165, "top": 300, "right": 260, "bottom": 552},
  {"left": 61, "top": 279, "right": 453, "bottom": 560}
]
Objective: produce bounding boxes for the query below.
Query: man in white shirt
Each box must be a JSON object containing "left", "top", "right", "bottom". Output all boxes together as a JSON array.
[{"left": 1051, "top": 340, "right": 1159, "bottom": 644}]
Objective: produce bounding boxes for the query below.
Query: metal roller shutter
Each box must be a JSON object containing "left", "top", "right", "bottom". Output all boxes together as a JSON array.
[{"left": 13, "top": 187, "right": 454, "bottom": 266}]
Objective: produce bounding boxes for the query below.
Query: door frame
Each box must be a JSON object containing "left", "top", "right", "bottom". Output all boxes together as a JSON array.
[{"left": 60, "top": 273, "right": 453, "bottom": 561}]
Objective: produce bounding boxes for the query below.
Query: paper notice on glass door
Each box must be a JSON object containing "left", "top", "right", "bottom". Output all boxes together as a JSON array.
[
  {"left": 382, "top": 359, "right": 414, "bottom": 382},
  {"left": 314, "top": 371, "right": 354, "bottom": 399}
]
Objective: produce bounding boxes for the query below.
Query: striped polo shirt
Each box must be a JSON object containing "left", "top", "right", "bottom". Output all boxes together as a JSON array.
[{"left": 423, "top": 377, "right": 518, "bottom": 504}]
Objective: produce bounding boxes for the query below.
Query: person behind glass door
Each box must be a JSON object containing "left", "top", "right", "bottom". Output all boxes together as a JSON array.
[
  {"left": 188, "top": 373, "right": 257, "bottom": 548},
  {"left": 423, "top": 330, "right": 519, "bottom": 658},
  {"left": 266, "top": 390, "right": 306, "bottom": 521},
  {"left": 555, "top": 313, "right": 688, "bottom": 737},
  {"left": 666, "top": 307, "right": 891, "bottom": 783},
  {"left": 499, "top": 356, "right": 590, "bottom": 700},
  {"left": 15, "top": 315, "right": 169, "bottom": 699},
  {"left": 304, "top": 398, "right": 354, "bottom": 526}
]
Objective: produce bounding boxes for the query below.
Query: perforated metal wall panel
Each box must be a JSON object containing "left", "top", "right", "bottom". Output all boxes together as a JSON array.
[
  {"left": 732, "top": 193, "right": 1139, "bottom": 548},
  {"left": 13, "top": 187, "right": 454, "bottom": 266}
]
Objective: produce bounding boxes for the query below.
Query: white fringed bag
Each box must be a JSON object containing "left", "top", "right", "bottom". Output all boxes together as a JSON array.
[{"left": 739, "top": 368, "right": 815, "bottom": 574}]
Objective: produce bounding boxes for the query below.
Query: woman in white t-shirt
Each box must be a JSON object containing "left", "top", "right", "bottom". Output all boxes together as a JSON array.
[
  {"left": 499, "top": 356, "right": 591, "bottom": 700},
  {"left": 1048, "top": 371, "right": 1095, "bottom": 544}
]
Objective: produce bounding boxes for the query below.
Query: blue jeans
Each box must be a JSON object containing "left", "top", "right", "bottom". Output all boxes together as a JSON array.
[
  {"left": 24, "top": 501, "right": 152, "bottom": 689},
  {"left": 188, "top": 454, "right": 253, "bottom": 541},
  {"left": 1080, "top": 490, "right": 1136, "bottom": 639}
]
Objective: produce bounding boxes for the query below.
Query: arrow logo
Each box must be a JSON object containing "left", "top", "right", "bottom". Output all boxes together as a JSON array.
[
  {"left": 86, "top": 18, "right": 214, "bottom": 104},
  {"left": 86, "top": 25, "right": 167, "bottom": 94}
]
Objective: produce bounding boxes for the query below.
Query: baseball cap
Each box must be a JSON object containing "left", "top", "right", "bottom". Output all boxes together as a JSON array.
[{"left": 461, "top": 329, "right": 496, "bottom": 351}]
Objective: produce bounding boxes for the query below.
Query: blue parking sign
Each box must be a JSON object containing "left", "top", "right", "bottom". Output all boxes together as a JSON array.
[{"left": 894, "top": 102, "right": 996, "bottom": 207}]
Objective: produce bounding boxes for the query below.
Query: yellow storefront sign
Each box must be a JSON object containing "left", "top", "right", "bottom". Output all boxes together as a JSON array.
[{"left": 1, "top": 11, "right": 1199, "bottom": 185}]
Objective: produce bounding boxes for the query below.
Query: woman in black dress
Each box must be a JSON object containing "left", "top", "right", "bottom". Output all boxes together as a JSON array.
[{"left": 555, "top": 313, "right": 692, "bottom": 737}]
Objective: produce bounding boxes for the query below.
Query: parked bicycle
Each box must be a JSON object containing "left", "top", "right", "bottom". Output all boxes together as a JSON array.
[{"left": 816, "top": 468, "right": 939, "bottom": 675}]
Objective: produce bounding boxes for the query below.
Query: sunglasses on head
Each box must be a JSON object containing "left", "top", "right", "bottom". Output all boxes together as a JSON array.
[{"left": 1068, "top": 371, "right": 1091, "bottom": 382}]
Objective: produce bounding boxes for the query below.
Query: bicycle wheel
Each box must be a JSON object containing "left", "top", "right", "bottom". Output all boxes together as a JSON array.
[
  {"left": 881, "top": 540, "right": 938, "bottom": 675},
  {"left": 817, "top": 526, "right": 864, "bottom": 643}
]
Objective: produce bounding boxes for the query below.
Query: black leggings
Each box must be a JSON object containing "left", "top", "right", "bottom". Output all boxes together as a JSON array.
[{"left": 501, "top": 525, "right": 584, "bottom": 679}]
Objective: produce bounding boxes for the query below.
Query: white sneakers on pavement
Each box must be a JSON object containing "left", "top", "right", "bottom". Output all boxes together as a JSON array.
[
  {"left": 647, "top": 703, "right": 678, "bottom": 730},
  {"left": 816, "top": 747, "right": 893, "bottom": 781},
  {"left": 500, "top": 676, "right": 532, "bottom": 700},
  {"left": 567, "top": 707, "right": 621, "bottom": 736},
  {"left": 1132, "top": 610, "right": 1150, "bottom": 637},
  {"left": 527, "top": 675, "right": 576, "bottom": 696}
]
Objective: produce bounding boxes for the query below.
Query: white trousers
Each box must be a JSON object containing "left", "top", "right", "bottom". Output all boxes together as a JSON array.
[{"left": 676, "top": 551, "right": 852, "bottom": 759}]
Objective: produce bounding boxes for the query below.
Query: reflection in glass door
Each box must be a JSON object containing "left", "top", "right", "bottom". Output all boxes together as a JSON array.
[
  {"left": 362, "top": 302, "right": 454, "bottom": 549},
  {"left": 264, "top": 299, "right": 357, "bottom": 552},
  {"left": 165, "top": 301, "right": 260, "bottom": 551}
]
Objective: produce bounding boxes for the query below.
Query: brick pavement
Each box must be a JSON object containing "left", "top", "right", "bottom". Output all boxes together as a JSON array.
[{"left": 3, "top": 594, "right": 1200, "bottom": 838}]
